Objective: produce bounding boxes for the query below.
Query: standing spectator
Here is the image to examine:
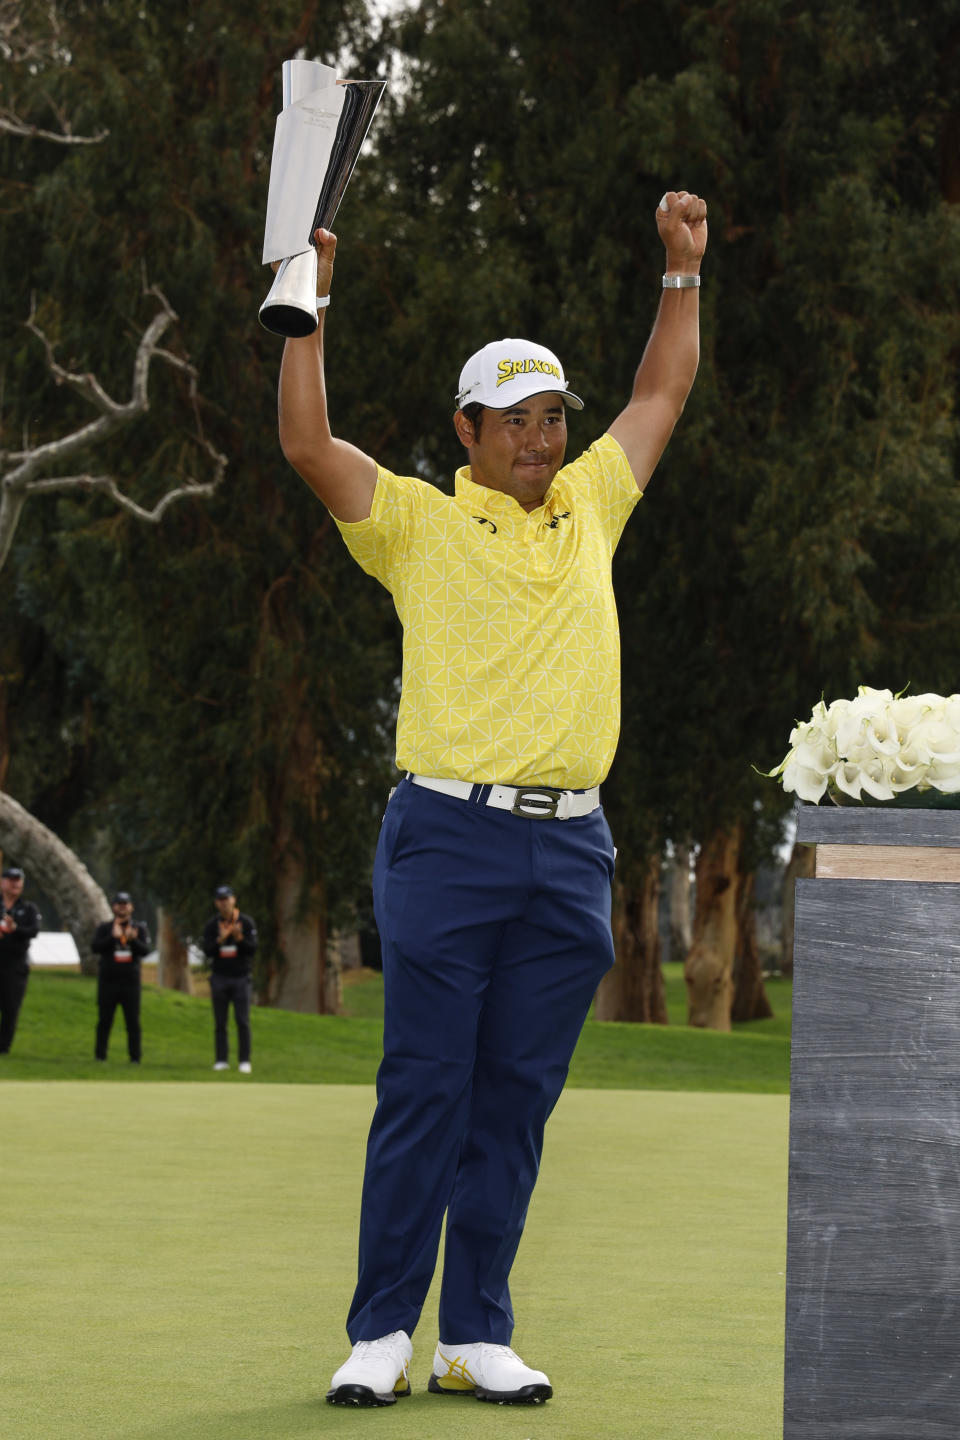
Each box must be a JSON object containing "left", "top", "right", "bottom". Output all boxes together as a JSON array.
[
  {"left": 92, "top": 892, "right": 151, "bottom": 1064},
  {"left": 0, "top": 865, "right": 40, "bottom": 1055},
  {"left": 202, "top": 885, "right": 257, "bottom": 1074}
]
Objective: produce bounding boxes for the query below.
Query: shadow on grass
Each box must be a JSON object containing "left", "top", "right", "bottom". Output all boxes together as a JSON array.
[
  {"left": 124, "top": 1399, "right": 325, "bottom": 1440},
  {"left": 123, "top": 1391, "right": 552, "bottom": 1440}
]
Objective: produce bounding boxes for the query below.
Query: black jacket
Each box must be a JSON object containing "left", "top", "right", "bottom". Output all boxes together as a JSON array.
[
  {"left": 0, "top": 900, "right": 41, "bottom": 973},
  {"left": 202, "top": 912, "right": 257, "bottom": 978},
  {"left": 92, "top": 919, "right": 151, "bottom": 982}
]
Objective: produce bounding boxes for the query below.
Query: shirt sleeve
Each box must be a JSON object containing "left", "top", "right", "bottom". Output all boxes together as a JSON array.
[
  {"left": 562, "top": 433, "right": 642, "bottom": 556},
  {"left": 91, "top": 922, "right": 113, "bottom": 956},
  {"left": 333, "top": 467, "right": 426, "bottom": 592},
  {"left": 18, "top": 904, "right": 41, "bottom": 941}
]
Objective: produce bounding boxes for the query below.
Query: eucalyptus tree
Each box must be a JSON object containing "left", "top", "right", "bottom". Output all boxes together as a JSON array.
[
  {"left": 5, "top": 0, "right": 959, "bottom": 1027},
  {"left": 0, "top": 4, "right": 225, "bottom": 965},
  {"left": 0, "top": 0, "right": 395, "bottom": 1002},
  {"left": 351, "top": 0, "right": 960, "bottom": 1025}
]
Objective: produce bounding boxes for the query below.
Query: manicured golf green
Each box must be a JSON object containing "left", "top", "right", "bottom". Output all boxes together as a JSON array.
[{"left": 0, "top": 1083, "right": 786, "bottom": 1440}]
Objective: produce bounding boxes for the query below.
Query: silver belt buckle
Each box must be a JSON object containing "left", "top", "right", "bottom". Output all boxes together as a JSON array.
[{"left": 511, "top": 786, "right": 563, "bottom": 819}]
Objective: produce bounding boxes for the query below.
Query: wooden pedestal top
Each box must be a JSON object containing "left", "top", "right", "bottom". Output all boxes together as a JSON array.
[{"left": 797, "top": 804, "right": 960, "bottom": 882}]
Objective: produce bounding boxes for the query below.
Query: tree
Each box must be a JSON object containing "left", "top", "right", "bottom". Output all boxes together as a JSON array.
[
  {"left": 0, "top": 0, "right": 108, "bottom": 144},
  {"left": 0, "top": 283, "right": 225, "bottom": 965},
  {"left": 353, "top": 0, "right": 960, "bottom": 1028},
  {"left": 4, "top": 0, "right": 959, "bottom": 1026},
  {"left": 0, "top": 0, "right": 395, "bottom": 1007},
  {"left": 0, "top": 10, "right": 225, "bottom": 966},
  {"left": 595, "top": 855, "right": 668, "bottom": 1024},
  {"left": 1, "top": 286, "right": 224, "bottom": 569},
  {"left": 0, "top": 789, "right": 108, "bottom": 976}
]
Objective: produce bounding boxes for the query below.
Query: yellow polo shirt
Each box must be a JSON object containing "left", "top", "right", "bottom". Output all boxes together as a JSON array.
[{"left": 335, "top": 432, "right": 640, "bottom": 788}]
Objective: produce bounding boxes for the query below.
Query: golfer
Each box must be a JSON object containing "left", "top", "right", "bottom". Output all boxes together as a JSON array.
[{"left": 278, "top": 189, "right": 707, "bottom": 1407}]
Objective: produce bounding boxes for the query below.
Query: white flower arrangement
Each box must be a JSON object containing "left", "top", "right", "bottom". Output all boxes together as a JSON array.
[{"left": 768, "top": 687, "right": 960, "bottom": 805}]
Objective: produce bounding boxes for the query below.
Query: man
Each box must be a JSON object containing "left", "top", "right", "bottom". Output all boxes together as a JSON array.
[
  {"left": 278, "top": 189, "right": 707, "bottom": 1406},
  {"left": 92, "top": 891, "right": 151, "bottom": 1063},
  {"left": 202, "top": 885, "right": 257, "bottom": 1073},
  {"left": 0, "top": 865, "right": 40, "bottom": 1055}
]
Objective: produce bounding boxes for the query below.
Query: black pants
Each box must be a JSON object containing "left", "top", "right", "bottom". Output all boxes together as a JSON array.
[
  {"left": 96, "top": 976, "right": 141, "bottom": 1061},
  {"left": 210, "top": 973, "right": 251, "bottom": 1064},
  {"left": 0, "top": 967, "right": 28, "bottom": 1053}
]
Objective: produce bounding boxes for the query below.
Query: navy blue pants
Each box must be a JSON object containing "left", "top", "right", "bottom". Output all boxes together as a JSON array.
[{"left": 347, "top": 777, "right": 615, "bottom": 1344}]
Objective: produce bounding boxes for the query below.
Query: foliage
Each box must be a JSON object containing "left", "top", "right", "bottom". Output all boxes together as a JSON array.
[
  {"left": 352, "top": 0, "right": 960, "bottom": 867},
  {"left": 0, "top": 1, "right": 399, "bottom": 966},
  {"left": 1, "top": 0, "right": 959, "bottom": 986}
]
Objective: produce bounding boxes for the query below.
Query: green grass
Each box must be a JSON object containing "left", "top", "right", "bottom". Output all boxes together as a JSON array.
[
  {"left": 1, "top": 963, "right": 791, "bottom": 1092},
  {"left": 1, "top": 969, "right": 791, "bottom": 1436},
  {"left": 0, "top": 1082, "right": 787, "bottom": 1440}
]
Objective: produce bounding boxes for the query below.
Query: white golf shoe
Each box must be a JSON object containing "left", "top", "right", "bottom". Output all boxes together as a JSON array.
[
  {"left": 428, "top": 1341, "right": 552, "bottom": 1404},
  {"left": 325, "top": 1330, "right": 413, "bottom": 1407}
]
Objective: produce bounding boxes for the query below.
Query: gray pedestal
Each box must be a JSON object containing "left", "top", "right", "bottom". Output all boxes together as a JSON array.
[{"left": 784, "top": 808, "right": 960, "bottom": 1439}]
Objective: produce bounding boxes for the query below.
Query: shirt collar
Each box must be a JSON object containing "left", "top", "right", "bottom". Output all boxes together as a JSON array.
[{"left": 454, "top": 466, "right": 567, "bottom": 519}]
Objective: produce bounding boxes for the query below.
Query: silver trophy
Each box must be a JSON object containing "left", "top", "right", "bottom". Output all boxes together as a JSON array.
[{"left": 259, "top": 60, "right": 386, "bottom": 337}]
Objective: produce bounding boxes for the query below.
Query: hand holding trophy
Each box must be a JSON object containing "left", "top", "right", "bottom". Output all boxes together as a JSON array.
[{"left": 259, "top": 59, "right": 386, "bottom": 337}]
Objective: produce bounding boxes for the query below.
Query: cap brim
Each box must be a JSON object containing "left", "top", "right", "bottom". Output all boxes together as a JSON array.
[{"left": 477, "top": 386, "right": 585, "bottom": 412}]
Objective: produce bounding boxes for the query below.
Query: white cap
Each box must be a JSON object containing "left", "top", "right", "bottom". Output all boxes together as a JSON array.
[{"left": 455, "top": 338, "right": 584, "bottom": 412}]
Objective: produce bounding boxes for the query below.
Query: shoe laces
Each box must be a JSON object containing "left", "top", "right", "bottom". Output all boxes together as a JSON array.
[
  {"left": 478, "top": 1343, "right": 521, "bottom": 1362},
  {"left": 354, "top": 1332, "right": 405, "bottom": 1361}
]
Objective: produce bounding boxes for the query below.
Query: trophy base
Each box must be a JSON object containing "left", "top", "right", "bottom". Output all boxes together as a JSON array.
[
  {"left": 258, "top": 299, "right": 319, "bottom": 338},
  {"left": 259, "top": 249, "right": 319, "bottom": 337}
]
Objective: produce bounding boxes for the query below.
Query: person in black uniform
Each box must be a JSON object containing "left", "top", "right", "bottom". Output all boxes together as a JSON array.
[
  {"left": 0, "top": 865, "right": 41, "bottom": 1054},
  {"left": 92, "top": 891, "right": 151, "bottom": 1063},
  {"left": 202, "top": 884, "right": 258, "bottom": 1073}
]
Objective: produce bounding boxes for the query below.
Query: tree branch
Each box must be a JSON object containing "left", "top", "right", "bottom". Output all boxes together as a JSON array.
[
  {"left": 0, "top": 109, "right": 108, "bottom": 144},
  {"left": 0, "top": 2, "right": 108, "bottom": 144},
  {"left": 22, "top": 461, "right": 226, "bottom": 522},
  {"left": 0, "top": 283, "right": 226, "bottom": 571},
  {"left": 0, "top": 787, "right": 111, "bottom": 976}
]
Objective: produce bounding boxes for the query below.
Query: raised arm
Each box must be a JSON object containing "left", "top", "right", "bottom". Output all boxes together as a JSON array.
[
  {"left": 277, "top": 228, "right": 378, "bottom": 523},
  {"left": 607, "top": 190, "right": 708, "bottom": 492}
]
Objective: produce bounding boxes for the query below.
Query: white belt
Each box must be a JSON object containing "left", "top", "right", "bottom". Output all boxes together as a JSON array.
[{"left": 409, "top": 773, "right": 600, "bottom": 821}]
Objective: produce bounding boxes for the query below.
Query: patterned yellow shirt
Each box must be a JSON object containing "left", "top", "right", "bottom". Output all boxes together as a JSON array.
[{"left": 335, "top": 432, "right": 640, "bottom": 788}]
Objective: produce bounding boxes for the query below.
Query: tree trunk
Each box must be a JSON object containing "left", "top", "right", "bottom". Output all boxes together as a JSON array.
[
  {"left": 256, "top": 671, "right": 340, "bottom": 1013},
  {"left": 683, "top": 824, "right": 741, "bottom": 1030},
  {"left": 0, "top": 789, "right": 110, "bottom": 975},
  {"left": 323, "top": 917, "right": 343, "bottom": 1015},
  {"left": 270, "top": 851, "right": 341, "bottom": 1015},
  {"left": 595, "top": 853, "right": 668, "bottom": 1023},
  {"left": 780, "top": 836, "right": 816, "bottom": 978},
  {"left": 668, "top": 842, "right": 693, "bottom": 963},
  {"left": 155, "top": 905, "right": 192, "bottom": 994},
  {"left": 331, "top": 930, "right": 363, "bottom": 970},
  {"left": 731, "top": 867, "right": 774, "bottom": 1022}
]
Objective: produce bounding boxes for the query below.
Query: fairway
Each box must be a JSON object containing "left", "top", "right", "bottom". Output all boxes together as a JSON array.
[
  {"left": 0, "top": 1083, "right": 786, "bottom": 1440},
  {"left": 1, "top": 966, "right": 792, "bottom": 1093}
]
